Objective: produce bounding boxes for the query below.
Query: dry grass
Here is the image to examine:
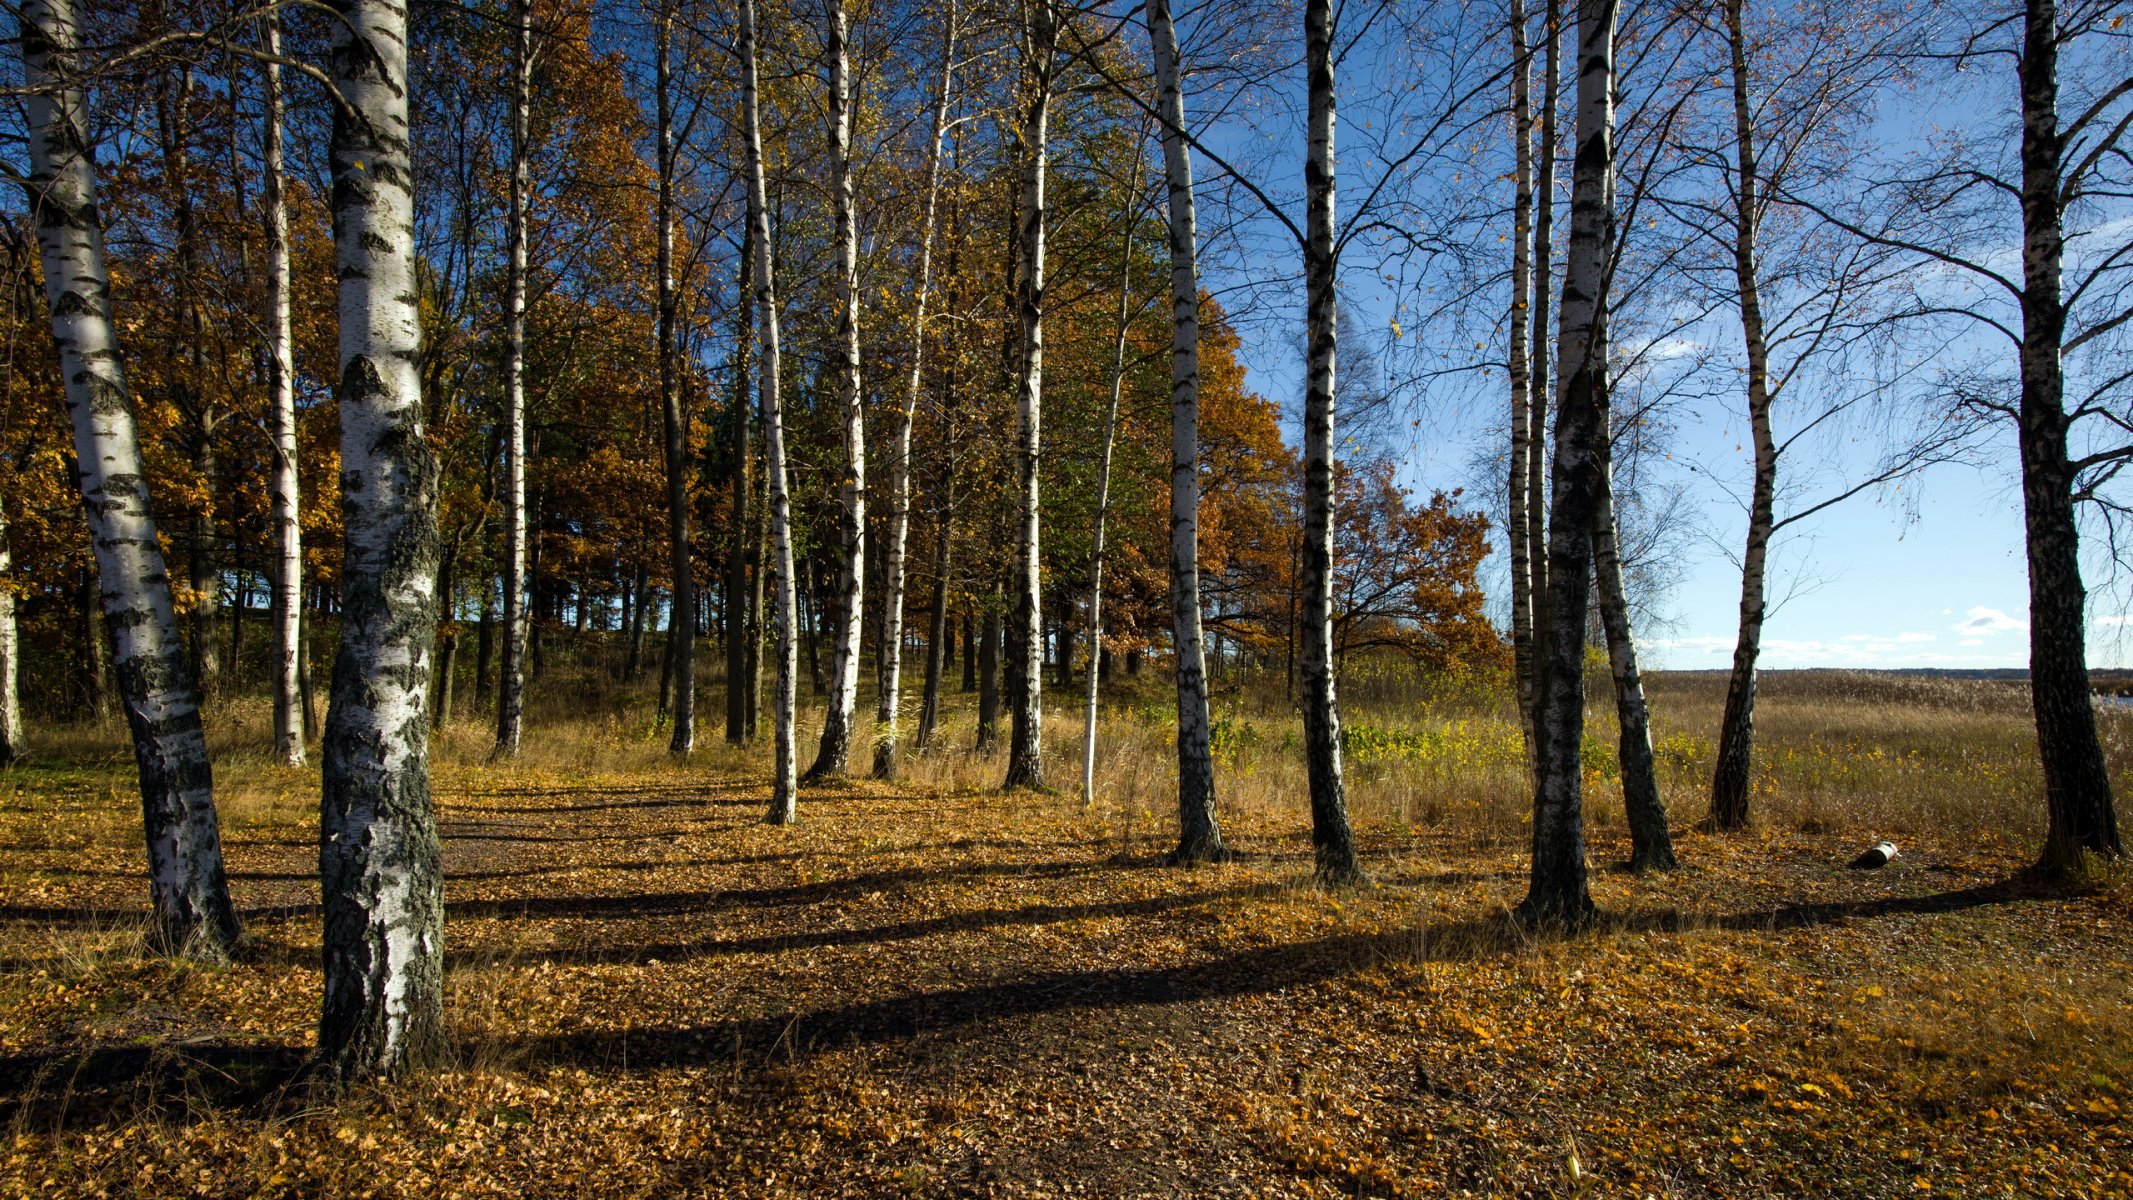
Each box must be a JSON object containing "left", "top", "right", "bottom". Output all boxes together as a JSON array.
[{"left": 1, "top": 654, "right": 2129, "bottom": 1197}]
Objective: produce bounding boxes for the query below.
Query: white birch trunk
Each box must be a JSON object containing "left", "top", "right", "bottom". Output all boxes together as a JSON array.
[
  {"left": 263, "top": 13, "right": 304, "bottom": 768},
  {"left": 1003, "top": 1, "right": 1057, "bottom": 791},
  {"left": 1081, "top": 147, "right": 1144, "bottom": 805},
  {"left": 20, "top": 0, "right": 240, "bottom": 959},
  {"left": 1709, "top": 0, "right": 1774, "bottom": 832},
  {"left": 744, "top": 0, "right": 801, "bottom": 822},
  {"left": 316, "top": 0, "right": 446, "bottom": 1081},
  {"left": 873, "top": 4, "right": 958, "bottom": 781},
  {"left": 1519, "top": 0, "right": 1615, "bottom": 927},
  {"left": 809, "top": 0, "right": 867, "bottom": 779},
  {"left": 1147, "top": 0, "right": 1227, "bottom": 863},
  {"left": 1302, "top": 0, "right": 1362, "bottom": 885},
  {"left": 495, "top": 0, "right": 533, "bottom": 757}
]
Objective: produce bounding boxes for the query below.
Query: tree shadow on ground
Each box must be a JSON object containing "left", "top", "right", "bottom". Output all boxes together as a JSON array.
[{"left": 0, "top": 875, "right": 2061, "bottom": 1130}]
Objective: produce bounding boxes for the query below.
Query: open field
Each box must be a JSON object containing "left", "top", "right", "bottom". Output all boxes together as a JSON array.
[{"left": 2, "top": 667, "right": 2130, "bottom": 1198}]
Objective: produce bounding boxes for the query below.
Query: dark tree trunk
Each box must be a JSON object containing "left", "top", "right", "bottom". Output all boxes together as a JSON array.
[
  {"left": 1517, "top": 0, "right": 1615, "bottom": 929},
  {"left": 977, "top": 586, "right": 1002, "bottom": 753},
  {"left": 2018, "top": 0, "right": 2121, "bottom": 875}
]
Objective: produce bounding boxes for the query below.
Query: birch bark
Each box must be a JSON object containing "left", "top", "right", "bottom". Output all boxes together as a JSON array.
[
  {"left": 20, "top": 0, "right": 241, "bottom": 960},
  {"left": 873, "top": 7, "right": 958, "bottom": 780},
  {"left": 1518, "top": 0, "right": 1615, "bottom": 927},
  {"left": 744, "top": 0, "right": 802, "bottom": 822},
  {"left": 495, "top": 0, "right": 534, "bottom": 757},
  {"left": 263, "top": 12, "right": 303, "bottom": 767},
  {"left": 317, "top": 0, "right": 447, "bottom": 1079},
  {"left": 1302, "top": 0, "right": 1363, "bottom": 885},
  {"left": 1147, "top": 0, "right": 1227, "bottom": 863},
  {"left": 1003, "top": 0, "right": 1059, "bottom": 791}
]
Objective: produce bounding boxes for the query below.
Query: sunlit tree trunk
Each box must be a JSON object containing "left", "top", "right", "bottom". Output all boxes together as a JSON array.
[
  {"left": 1591, "top": 434, "right": 1673, "bottom": 870},
  {"left": 1707, "top": 0, "right": 1775, "bottom": 833},
  {"left": 744, "top": 0, "right": 800, "bottom": 822},
  {"left": 317, "top": 0, "right": 446, "bottom": 1081},
  {"left": 655, "top": 5, "right": 695, "bottom": 754},
  {"left": 495, "top": 0, "right": 534, "bottom": 757},
  {"left": 1081, "top": 153, "right": 1141, "bottom": 805},
  {"left": 21, "top": 0, "right": 240, "bottom": 960},
  {"left": 262, "top": 12, "right": 304, "bottom": 767},
  {"left": 1147, "top": 0, "right": 1227, "bottom": 863},
  {"left": 874, "top": 7, "right": 958, "bottom": 780},
  {"left": 1507, "top": 0, "right": 1538, "bottom": 743},
  {"left": 808, "top": 0, "right": 867, "bottom": 778},
  {"left": 1519, "top": 0, "right": 1615, "bottom": 928},
  {"left": 1003, "top": 1, "right": 1059, "bottom": 791},
  {"left": 2017, "top": 0, "right": 2121, "bottom": 874},
  {"left": 1301, "top": 0, "right": 1363, "bottom": 885}
]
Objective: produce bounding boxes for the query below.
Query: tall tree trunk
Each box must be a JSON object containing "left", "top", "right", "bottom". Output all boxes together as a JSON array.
[
  {"left": 874, "top": 7, "right": 958, "bottom": 780},
  {"left": 0, "top": 497, "right": 17, "bottom": 764},
  {"left": 1301, "top": 0, "right": 1362, "bottom": 885},
  {"left": 21, "top": 0, "right": 239, "bottom": 959},
  {"left": 1148, "top": 0, "right": 1226, "bottom": 862},
  {"left": 726, "top": 221, "right": 757, "bottom": 744},
  {"left": 1081, "top": 155, "right": 1141, "bottom": 804},
  {"left": 2019, "top": 0, "right": 2121, "bottom": 874},
  {"left": 809, "top": 0, "right": 867, "bottom": 780},
  {"left": 316, "top": 0, "right": 446, "bottom": 1081},
  {"left": 656, "top": 6, "right": 695, "bottom": 754},
  {"left": 495, "top": 0, "right": 534, "bottom": 757},
  {"left": 1708, "top": 0, "right": 1775, "bottom": 833},
  {"left": 263, "top": 12, "right": 304, "bottom": 766},
  {"left": 1518, "top": 0, "right": 1615, "bottom": 928},
  {"left": 1591, "top": 434, "right": 1673, "bottom": 870},
  {"left": 1003, "top": 3, "right": 1058, "bottom": 791},
  {"left": 744, "top": 0, "right": 800, "bottom": 822},
  {"left": 1526, "top": 0, "right": 1560, "bottom": 708},
  {"left": 1507, "top": 0, "right": 1539, "bottom": 742}
]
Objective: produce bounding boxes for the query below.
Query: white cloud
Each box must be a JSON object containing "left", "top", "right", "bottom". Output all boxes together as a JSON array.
[{"left": 1956, "top": 606, "right": 2027, "bottom": 635}]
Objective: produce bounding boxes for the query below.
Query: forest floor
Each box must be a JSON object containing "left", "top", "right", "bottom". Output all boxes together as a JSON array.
[{"left": 2, "top": 679, "right": 2132, "bottom": 1198}]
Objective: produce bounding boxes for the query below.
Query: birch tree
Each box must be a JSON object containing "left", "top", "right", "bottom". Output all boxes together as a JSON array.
[
  {"left": 1003, "top": 0, "right": 1061, "bottom": 792},
  {"left": 1520, "top": 0, "right": 1617, "bottom": 927},
  {"left": 262, "top": 11, "right": 303, "bottom": 768},
  {"left": 873, "top": 4, "right": 959, "bottom": 780},
  {"left": 495, "top": 0, "right": 535, "bottom": 757},
  {"left": 807, "top": 0, "right": 868, "bottom": 780},
  {"left": 316, "top": 0, "right": 447, "bottom": 1080},
  {"left": 1301, "top": 0, "right": 1364, "bottom": 885},
  {"left": 744, "top": 0, "right": 802, "bottom": 822},
  {"left": 1080, "top": 133, "right": 1146, "bottom": 805},
  {"left": 1147, "top": 0, "right": 1227, "bottom": 863},
  {"left": 19, "top": 0, "right": 241, "bottom": 960},
  {"left": 1507, "top": 0, "right": 1540, "bottom": 742}
]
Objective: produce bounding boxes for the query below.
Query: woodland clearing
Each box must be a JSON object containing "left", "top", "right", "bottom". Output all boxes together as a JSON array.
[{"left": 1, "top": 668, "right": 2129, "bottom": 1199}]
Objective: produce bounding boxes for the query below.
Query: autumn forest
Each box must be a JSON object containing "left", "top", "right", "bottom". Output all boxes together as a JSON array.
[{"left": 0, "top": 0, "right": 2129, "bottom": 1194}]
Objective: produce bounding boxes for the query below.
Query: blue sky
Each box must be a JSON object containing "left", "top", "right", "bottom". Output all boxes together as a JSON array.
[{"left": 1169, "top": 0, "right": 2133, "bottom": 674}]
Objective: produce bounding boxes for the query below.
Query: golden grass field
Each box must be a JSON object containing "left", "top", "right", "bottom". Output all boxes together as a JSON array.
[{"left": 2, "top": 657, "right": 2129, "bottom": 1197}]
